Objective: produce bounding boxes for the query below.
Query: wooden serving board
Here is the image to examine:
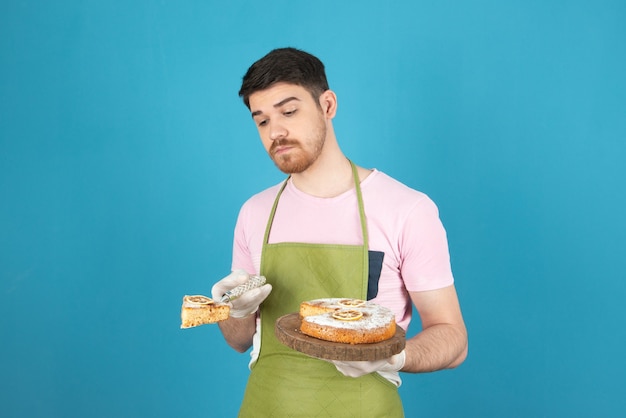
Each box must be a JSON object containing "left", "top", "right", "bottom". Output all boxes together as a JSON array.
[{"left": 275, "top": 313, "right": 406, "bottom": 361}]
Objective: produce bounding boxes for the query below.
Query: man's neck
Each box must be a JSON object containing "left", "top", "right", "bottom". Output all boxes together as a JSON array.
[
  {"left": 290, "top": 153, "right": 372, "bottom": 198},
  {"left": 289, "top": 152, "right": 353, "bottom": 198}
]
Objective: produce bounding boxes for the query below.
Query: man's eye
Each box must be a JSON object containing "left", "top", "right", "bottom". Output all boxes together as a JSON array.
[
  {"left": 258, "top": 119, "right": 268, "bottom": 127},
  {"left": 284, "top": 109, "right": 297, "bottom": 117}
]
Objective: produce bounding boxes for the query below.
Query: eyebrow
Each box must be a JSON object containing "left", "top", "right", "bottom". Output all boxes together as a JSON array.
[{"left": 251, "top": 96, "right": 300, "bottom": 117}]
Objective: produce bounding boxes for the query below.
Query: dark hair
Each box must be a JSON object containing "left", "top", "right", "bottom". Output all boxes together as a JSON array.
[{"left": 238, "top": 47, "right": 330, "bottom": 108}]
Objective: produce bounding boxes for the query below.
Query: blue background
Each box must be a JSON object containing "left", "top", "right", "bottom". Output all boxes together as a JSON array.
[{"left": 2, "top": 1, "right": 625, "bottom": 417}]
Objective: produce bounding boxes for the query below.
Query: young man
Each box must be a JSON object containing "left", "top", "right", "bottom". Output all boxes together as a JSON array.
[{"left": 212, "top": 47, "right": 468, "bottom": 417}]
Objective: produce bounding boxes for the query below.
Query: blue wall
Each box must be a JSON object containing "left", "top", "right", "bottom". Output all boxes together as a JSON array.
[{"left": 2, "top": 1, "right": 625, "bottom": 417}]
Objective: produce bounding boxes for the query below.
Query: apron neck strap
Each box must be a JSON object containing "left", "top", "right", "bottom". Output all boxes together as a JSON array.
[{"left": 350, "top": 161, "right": 369, "bottom": 250}]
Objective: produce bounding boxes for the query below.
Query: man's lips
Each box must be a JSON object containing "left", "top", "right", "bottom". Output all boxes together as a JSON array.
[
  {"left": 272, "top": 145, "right": 292, "bottom": 155},
  {"left": 271, "top": 141, "right": 297, "bottom": 156}
]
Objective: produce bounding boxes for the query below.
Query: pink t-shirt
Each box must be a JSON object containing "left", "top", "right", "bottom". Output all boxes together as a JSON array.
[{"left": 232, "top": 169, "right": 454, "bottom": 332}]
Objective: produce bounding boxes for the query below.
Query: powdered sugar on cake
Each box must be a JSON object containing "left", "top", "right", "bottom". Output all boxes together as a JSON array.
[{"left": 304, "top": 305, "right": 394, "bottom": 330}]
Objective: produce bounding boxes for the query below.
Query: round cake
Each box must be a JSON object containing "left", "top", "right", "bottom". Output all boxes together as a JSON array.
[
  {"left": 299, "top": 298, "right": 396, "bottom": 344},
  {"left": 180, "top": 295, "right": 230, "bottom": 328}
]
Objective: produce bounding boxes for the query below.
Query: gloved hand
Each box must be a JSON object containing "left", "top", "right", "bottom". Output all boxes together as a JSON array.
[
  {"left": 211, "top": 269, "right": 272, "bottom": 318},
  {"left": 331, "top": 350, "right": 406, "bottom": 378}
]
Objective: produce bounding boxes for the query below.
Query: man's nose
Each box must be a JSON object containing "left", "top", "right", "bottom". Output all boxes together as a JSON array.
[{"left": 269, "top": 121, "right": 287, "bottom": 141}]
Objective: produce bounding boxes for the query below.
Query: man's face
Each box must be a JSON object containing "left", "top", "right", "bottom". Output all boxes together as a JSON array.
[{"left": 249, "top": 83, "right": 327, "bottom": 174}]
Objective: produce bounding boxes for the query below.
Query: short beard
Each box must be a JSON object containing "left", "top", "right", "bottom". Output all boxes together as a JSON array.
[{"left": 270, "top": 120, "right": 326, "bottom": 174}]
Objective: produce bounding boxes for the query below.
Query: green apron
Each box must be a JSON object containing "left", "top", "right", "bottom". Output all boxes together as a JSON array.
[{"left": 238, "top": 162, "right": 404, "bottom": 418}]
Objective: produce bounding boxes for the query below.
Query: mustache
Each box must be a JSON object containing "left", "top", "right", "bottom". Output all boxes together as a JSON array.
[{"left": 270, "top": 139, "right": 298, "bottom": 153}]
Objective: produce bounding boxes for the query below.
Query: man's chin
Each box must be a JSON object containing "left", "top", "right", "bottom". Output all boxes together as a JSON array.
[
  {"left": 273, "top": 157, "right": 308, "bottom": 174},
  {"left": 275, "top": 164, "right": 304, "bottom": 174}
]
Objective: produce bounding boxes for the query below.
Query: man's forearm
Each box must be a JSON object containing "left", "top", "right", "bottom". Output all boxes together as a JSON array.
[
  {"left": 402, "top": 323, "right": 468, "bottom": 373},
  {"left": 217, "top": 314, "right": 257, "bottom": 353}
]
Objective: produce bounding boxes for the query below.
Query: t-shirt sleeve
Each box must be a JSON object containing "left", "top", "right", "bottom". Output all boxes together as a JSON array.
[
  {"left": 231, "top": 203, "right": 258, "bottom": 275},
  {"left": 399, "top": 195, "right": 454, "bottom": 292}
]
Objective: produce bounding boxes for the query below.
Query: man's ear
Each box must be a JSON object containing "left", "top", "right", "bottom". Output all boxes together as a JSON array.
[{"left": 319, "top": 90, "right": 338, "bottom": 118}]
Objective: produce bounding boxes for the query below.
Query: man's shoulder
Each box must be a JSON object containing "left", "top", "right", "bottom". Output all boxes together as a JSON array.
[
  {"left": 364, "top": 170, "right": 441, "bottom": 221},
  {"left": 367, "top": 170, "right": 429, "bottom": 201},
  {"left": 241, "top": 181, "right": 285, "bottom": 209}
]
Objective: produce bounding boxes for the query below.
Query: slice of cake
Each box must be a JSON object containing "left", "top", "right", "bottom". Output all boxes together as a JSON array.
[
  {"left": 299, "top": 298, "right": 396, "bottom": 344},
  {"left": 180, "top": 295, "right": 230, "bottom": 328}
]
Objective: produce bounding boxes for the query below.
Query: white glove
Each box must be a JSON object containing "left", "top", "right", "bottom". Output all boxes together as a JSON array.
[
  {"left": 211, "top": 269, "right": 272, "bottom": 318},
  {"left": 331, "top": 350, "right": 406, "bottom": 378}
]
